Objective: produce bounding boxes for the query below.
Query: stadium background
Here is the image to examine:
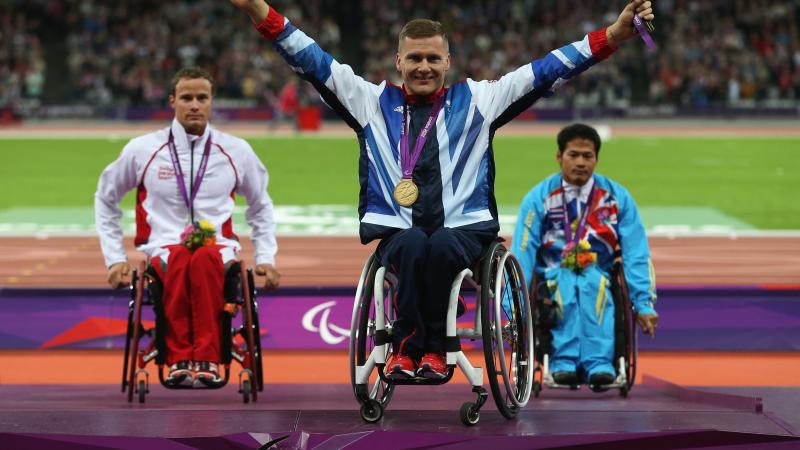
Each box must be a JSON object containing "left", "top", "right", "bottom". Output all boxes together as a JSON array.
[{"left": 0, "top": 0, "right": 799, "bottom": 444}]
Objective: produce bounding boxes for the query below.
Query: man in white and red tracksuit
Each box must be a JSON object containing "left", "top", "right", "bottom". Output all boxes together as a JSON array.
[
  {"left": 95, "top": 67, "right": 280, "bottom": 387},
  {"left": 230, "top": 0, "right": 655, "bottom": 380}
]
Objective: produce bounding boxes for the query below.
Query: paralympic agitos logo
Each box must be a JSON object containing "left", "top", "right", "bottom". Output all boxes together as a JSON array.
[{"left": 301, "top": 301, "right": 350, "bottom": 345}]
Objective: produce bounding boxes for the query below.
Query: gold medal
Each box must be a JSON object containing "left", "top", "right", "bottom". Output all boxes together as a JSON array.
[{"left": 394, "top": 179, "right": 419, "bottom": 207}]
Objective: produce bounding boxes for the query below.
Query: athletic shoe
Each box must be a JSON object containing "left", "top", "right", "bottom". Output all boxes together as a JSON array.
[
  {"left": 417, "top": 352, "right": 448, "bottom": 379},
  {"left": 194, "top": 361, "right": 224, "bottom": 387},
  {"left": 552, "top": 371, "right": 579, "bottom": 386},
  {"left": 588, "top": 372, "right": 615, "bottom": 389},
  {"left": 384, "top": 353, "right": 416, "bottom": 380},
  {"left": 165, "top": 360, "right": 193, "bottom": 387}
]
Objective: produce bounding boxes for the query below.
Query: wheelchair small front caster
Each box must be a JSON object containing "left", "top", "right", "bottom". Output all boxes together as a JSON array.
[
  {"left": 619, "top": 385, "right": 629, "bottom": 398},
  {"left": 137, "top": 380, "right": 146, "bottom": 404},
  {"left": 241, "top": 379, "right": 251, "bottom": 404},
  {"left": 459, "top": 402, "right": 480, "bottom": 426},
  {"left": 359, "top": 399, "right": 383, "bottom": 423}
]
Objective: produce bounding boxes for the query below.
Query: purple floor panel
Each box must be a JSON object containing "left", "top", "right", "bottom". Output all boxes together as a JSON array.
[{"left": 0, "top": 382, "right": 798, "bottom": 449}]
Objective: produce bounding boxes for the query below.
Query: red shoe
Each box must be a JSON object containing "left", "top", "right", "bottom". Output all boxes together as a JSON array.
[
  {"left": 384, "top": 353, "right": 416, "bottom": 380},
  {"left": 417, "top": 352, "right": 447, "bottom": 379}
]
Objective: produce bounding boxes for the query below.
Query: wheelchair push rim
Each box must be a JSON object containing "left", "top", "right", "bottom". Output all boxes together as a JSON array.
[
  {"left": 480, "top": 243, "right": 534, "bottom": 417},
  {"left": 349, "top": 254, "right": 395, "bottom": 407}
]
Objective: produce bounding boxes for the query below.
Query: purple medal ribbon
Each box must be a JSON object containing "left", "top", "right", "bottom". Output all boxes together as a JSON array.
[
  {"left": 561, "top": 183, "right": 597, "bottom": 245},
  {"left": 399, "top": 92, "right": 447, "bottom": 179},
  {"left": 167, "top": 130, "right": 212, "bottom": 214},
  {"left": 633, "top": 15, "right": 657, "bottom": 50}
]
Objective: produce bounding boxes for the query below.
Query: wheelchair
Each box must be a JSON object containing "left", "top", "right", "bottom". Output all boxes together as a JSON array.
[
  {"left": 121, "top": 260, "right": 264, "bottom": 404},
  {"left": 349, "top": 238, "right": 535, "bottom": 426},
  {"left": 531, "top": 260, "right": 637, "bottom": 398}
]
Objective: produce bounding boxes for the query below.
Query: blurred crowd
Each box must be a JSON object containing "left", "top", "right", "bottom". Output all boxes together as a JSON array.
[{"left": 2, "top": 0, "right": 799, "bottom": 111}]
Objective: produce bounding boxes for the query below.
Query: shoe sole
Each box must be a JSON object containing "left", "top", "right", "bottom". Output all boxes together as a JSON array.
[
  {"left": 417, "top": 364, "right": 446, "bottom": 379},
  {"left": 385, "top": 366, "right": 415, "bottom": 380}
]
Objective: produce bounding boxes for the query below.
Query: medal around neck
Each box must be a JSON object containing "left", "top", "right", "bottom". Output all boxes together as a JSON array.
[{"left": 394, "top": 178, "right": 419, "bottom": 207}]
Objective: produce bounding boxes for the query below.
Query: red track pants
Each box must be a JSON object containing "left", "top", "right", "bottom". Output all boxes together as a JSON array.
[{"left": 151, "top": 244, "right": 226, "bottom": 365}]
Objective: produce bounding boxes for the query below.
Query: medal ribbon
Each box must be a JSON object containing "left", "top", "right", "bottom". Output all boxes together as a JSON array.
[
  {"left": 399, "top": 92, "right": 446, "bottom": 179},
  {"left": 633, "top": 15, "right": 657, "bottom": 50},
  {"left": 167, "top": 130, "right": 212, "bottom": 214},
  {"left": 561, "top": 183, "right": 597, "bottom": 245}
]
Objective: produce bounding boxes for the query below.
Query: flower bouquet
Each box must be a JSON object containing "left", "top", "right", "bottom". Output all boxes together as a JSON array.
[
  {"left": 560, "top": 239, "right": 597, "bottom": 273},
  {"left": 180, "top": 219, "right": 217, "bottom": 251}
]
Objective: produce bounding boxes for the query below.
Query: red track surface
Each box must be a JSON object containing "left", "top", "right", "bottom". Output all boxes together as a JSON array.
[{"left": 1, "top": 236, "right": 799, "bottom": 288}]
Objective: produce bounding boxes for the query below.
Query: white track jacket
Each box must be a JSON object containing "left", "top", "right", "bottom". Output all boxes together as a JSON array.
[{"left": 95, "top": 119, "right": 277, "bottom": 268}]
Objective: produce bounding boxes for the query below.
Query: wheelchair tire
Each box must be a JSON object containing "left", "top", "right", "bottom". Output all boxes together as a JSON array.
[
  {"left": 480, "top": 242, "right": 534, "bottom": 419},
  {"left": 122, "top": 269, "right": 138, "bottom": 393},
  {"left": 137, "top": 380, "right": 146, "bottom": 404},
  {"left": 246, "top": 269, "right": 265, "bottom": 393},
  {"left": 359, "top": 399, "right": 383, "bottom": 423},
  {"left": 459, "top": 402, "right": 480, "bottom": 426},
  {"left": 240, "top": 265, "right": 259, "bottom": 403},
  {"left": 242, "top": 379, "right": 251, "bottom": 404},
  {"left": 126, "top": 262, "right": 147, "bottom": 403},
  {"left": 349, "top": 255, "right": 395, "bottom": 409}
]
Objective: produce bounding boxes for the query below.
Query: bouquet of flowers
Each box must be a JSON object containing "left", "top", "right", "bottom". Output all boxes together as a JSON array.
[
  {"left": 560, "top": 239, "right": 597, "bottom": 273},
  {"left": 180, "top": 219, "right": 217, "bottom": 251}
]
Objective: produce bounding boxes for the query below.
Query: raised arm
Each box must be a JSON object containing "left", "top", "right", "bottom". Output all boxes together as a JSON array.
[
  {"left": 471, "top": 0, "right": 655, "bottom": 129},
  {"left": 229, "top": 0, "right": 383, "bottom": 130}
]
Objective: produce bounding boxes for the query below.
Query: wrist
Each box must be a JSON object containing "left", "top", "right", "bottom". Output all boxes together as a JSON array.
[
  {"left": 606, "top": 24, "right": 620, "bottom": 48},
  {"left": 245, "top": 1, "right": 270, "bottom": 24}
]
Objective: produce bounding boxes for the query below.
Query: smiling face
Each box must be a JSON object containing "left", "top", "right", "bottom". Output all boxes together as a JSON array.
[
  {"left": 557, "top": 138, "right": 598, "bottom": 186},
  {"left": 395, "top": 34, "right": 451, "bottom": 98},
  {"left": 169, "top": 77, "right": 213, "bottom": 136}
]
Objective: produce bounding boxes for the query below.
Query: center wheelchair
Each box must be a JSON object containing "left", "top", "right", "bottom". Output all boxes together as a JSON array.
[
  {"left": 349, "top": 238, "right": 535, "bottom": 426},
  {"left": 122, "top": 260, "right": 264, "bottom": 404},
  {"left": 531, "top": 260, "right": 638, "bottom": 398}
]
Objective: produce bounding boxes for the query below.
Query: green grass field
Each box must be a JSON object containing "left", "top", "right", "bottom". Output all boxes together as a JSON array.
[{"left": 1, "top": 136, "right": 798, "bottom": 229}]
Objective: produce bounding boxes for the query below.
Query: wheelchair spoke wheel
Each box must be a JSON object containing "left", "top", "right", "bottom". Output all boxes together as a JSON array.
[
  {"left": 126, "top": 262, "right": 147, "bottom": 403},
  {"left": 240, "top": 266, "right": 259, "bottom": 403},
  {"left": 349, "top": 255, "right": 395, "bottom": 408},
  {"left": 481, "top": 244, "right": 534, "bottom": 418}
]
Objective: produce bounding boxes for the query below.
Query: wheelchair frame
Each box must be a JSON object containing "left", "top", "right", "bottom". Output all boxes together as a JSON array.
[
  {"left": 349, "top": 239, "right": 535, "bottom": 426},
  {"left": 532, "top": 261, "right": 638, "bottom": 397},
  {"left": 121, "top": 260, "right": 265, "bottom": 404}
]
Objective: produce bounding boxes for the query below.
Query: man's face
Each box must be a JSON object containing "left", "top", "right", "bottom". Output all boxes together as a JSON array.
[
  {"left": 169, "top": 77, "right": 213, "bottom": 135},
  {"left": 395, "top": 35, "right": 451, "bottom": 98},
  {"left": 557, "top": 138, "right": 598, "bottom": 185}
]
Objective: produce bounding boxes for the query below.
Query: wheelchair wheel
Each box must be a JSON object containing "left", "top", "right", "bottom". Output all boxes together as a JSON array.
[
  {"left": 613, "top": 264, "right": 637, "bottom": 393},
  {"left": 349, "top": 254, "right": 394, "bottom": 410},
  {"left": 480, "top": 242, "right": 534, "bottom": 419},
  {"left": 240, "top": 265, "right": 259, "bottom": 403},
  {"left": 121, "top": 268, "right": 138, "bottom": 393},
  {"left": 246, "top": 269, "right": 265, "bottom": 393},
  {"left": 126, "top": 261, "right": 147, "bottom": 403},
  {"left": 459, "top": 402, "right": 480, "bottom": 426}
]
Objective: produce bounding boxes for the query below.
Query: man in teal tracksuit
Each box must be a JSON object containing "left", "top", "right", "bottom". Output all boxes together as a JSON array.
[{"left": 512, "top": 123, "right": 658, "bottom": 388}]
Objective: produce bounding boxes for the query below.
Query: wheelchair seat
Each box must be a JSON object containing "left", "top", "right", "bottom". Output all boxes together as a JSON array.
[
  {"left": 531, "top": 260, "right": 637, "bottom": 398},
  {"left": 349, "top": 238, "right": 536, "bottom": 426},
  {"left": 121, "top": 260, "right": 264, "bottom": 404}
]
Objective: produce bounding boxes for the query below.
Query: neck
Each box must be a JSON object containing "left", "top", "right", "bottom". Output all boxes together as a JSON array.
[
  {"left": 403, "top": 86, "right": 444, "bottom": 105},
  {"left": 563, "top": 175, "right": 591, "bottom": 187}
]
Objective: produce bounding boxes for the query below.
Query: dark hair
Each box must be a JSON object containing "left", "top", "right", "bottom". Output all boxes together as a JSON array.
[
  {"left": 557, "top": 123, "right": 601, "bottom": 155},
  {"left": 169, "top": 67, "right": 215, "bottom": 96},
  {"left": 398, "top": 19, "right": 448, "bottom": 51}
]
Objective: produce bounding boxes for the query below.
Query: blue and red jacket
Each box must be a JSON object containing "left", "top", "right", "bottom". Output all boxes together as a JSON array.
[{"left": 256, "top": 8, "right": 617, "bottom": 244}]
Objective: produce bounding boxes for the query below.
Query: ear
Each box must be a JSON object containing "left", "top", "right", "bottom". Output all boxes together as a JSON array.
[
  {"left": 556, "top": 150, "right": 562, "bottom": 164},
  {"left": 395, "top": 52, "right": 402, "bottom": 72},
  {"left": 444, "top": 53, "right": 451, "bottom": 71},
  {"left": 169, "top": 94, "right": 176, "bottom": 110}
]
